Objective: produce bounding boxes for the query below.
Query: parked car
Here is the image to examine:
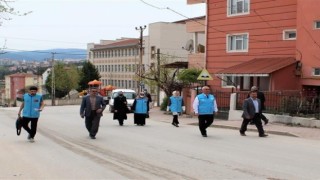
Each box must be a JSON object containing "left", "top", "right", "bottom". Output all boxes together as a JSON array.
[{"left": 108, "top": 89, "right": 137, "bottom": 113}]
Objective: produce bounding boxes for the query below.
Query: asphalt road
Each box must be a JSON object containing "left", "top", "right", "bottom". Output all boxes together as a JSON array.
[{"left": 1, "top": 105, "right": 320, "bottom": 179}]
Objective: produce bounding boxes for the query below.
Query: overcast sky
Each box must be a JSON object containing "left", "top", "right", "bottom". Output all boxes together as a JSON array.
[{"left": 0, "top": 0, "right": 205, "bottom": 51}]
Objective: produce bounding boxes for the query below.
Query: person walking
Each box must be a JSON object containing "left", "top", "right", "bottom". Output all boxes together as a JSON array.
[
  {"left": 80, "top": 87, "right": 106, "bottom": 139},
  {"left": 167, "top": 91, "right": 184, "bottom": 127},
  {"left": 251, "top": 86, "right": 269, "bottom": 125},
  {"left": 240, "top": 90, "right": 268, "bottom": 137},
  {"left": 144, "top": 89, "right": 152, "bottom": 118},
  {"left": 192, "top": 86, "right": 218, "bottom": 137},
  {"left": 132, "top": 92, "right": 149, "bottom": 126},
  {"left": 18, "top": 86, "right": 45, "bottom": 143},
  {"left": 113, "top": 91, "right": 128, "bottom": 126}
]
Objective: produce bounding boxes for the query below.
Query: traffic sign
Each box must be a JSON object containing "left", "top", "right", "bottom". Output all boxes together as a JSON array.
[{"left": 197, "top": 69, "right": 213, "bottom": 80}]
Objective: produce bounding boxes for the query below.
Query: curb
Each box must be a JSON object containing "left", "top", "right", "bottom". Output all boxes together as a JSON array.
[{"left": 188, "top": 123, "right": 299, "bottom": 138}]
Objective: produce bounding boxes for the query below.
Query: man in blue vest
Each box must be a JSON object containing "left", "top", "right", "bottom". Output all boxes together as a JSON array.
[
  {"left": 193, "top": 86, "right": 218, "bottom": 137},
  {"left": 167, "top": 91, "right": 184, "bottom": 127},
  {"left": 18, "top": 86, "right": 45, "bottom": 142}
]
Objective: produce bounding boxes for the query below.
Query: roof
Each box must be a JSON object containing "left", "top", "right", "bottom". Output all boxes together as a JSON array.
[
  {"left": 8, "top": 73, "right": 37, "bottom": 77},
  {"left": 162, "top": 61, "right": 188, "bottom": 69},
  {"left": 173, "top": 16, "right": 206, "bottom": 24},
  {"left": 216, "top": 57, "right": 297, "bottom": 77},
  {"left": 91, "top": 39, "right": 139, "bottom": 50}
]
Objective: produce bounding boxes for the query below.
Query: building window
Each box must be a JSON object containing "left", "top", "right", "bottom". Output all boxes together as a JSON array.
[
  {"left": 315, "top": 21, "right": 320, "bottom": 29},
  {"left": 314, "top": 68, "right": 320, "bottom": 76},
  {"left": 283, "top": 30, "right": 297, "bottom": 40},
  {"left": 227, "top": 0, "right": 249, "bottom": 16},
  {"left": 227, "top": 33, "right": 248, "bottom": 52},
  {"left": 151, "top": 46, "right": 156, "bottom": 59},
  {"left": 221, "top": 76, "right": 241, "bottom": 88}
]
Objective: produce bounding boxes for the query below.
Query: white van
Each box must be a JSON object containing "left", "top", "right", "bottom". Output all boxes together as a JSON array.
[{"left": 108, "top": 89, "right": 137, "bottom": 113}]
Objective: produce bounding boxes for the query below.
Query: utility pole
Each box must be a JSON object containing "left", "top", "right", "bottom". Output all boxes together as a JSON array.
[
  {"left": 135, "top": 25, "right": 146, "bottom": 94},
  {"left": 157, "top": 48, "right": 160, "bottom": 107},
  {"left": 51, "top": 52, "right": 56, "bottom": 106}
]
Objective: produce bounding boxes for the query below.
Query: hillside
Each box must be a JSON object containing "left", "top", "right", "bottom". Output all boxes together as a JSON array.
[{"left": 0, "top": 48, "right": 87, "bottom": 61}]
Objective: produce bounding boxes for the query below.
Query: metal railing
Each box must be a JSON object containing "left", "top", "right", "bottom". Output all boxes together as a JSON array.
[{"left": 236, "top": 91, "right": 320, "bottom": 119}]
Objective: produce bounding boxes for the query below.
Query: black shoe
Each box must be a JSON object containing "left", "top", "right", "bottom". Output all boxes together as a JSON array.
[
  {"left": 240, "top": 132, "right": 246, "bottom": 136},
  {"left": 264, "top": 119, "right": 269, "bottom": 125},
  {"left": 259, "top": 134, "right": 268, "bottom": 137},
  {"left": 90, "top": 135, "right": 96, "bottom": 139},
  {"left": 202, "top": 134, "right": 207, "bottom": 137}
]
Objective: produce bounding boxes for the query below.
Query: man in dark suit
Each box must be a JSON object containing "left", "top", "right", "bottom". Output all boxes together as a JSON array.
[
  {"left": 240, "top": 90, "right": 268, "bottom": 137},
  {"left": 80, "top": 87, "right": 106, "bottom": 139},
  {"left": 250, "top": 86, "right": 269, "bottom": 125}
]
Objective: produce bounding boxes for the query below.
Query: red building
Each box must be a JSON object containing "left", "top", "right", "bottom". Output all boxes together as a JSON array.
[
  {"left": 5, "top": 73, "right": 42, "bottom": 100},
  {"left": 199, "top": 0, "right": 320, "bottom": 92}
]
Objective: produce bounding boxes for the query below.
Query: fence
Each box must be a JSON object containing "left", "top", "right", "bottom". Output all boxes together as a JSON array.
[
  {"left": 236, "top": 90, "right": 320, "bottom": 120},
  {"left": 213, "top": 91, "right": 232, "bottom": 120}
]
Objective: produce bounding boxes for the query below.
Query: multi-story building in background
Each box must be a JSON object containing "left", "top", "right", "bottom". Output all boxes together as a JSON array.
[
  {"left": 88, "top": 21, "right": 193, "bottom": 104},
  {"left": 88, "top": 38, "right": 142, "bottom": 91},
  {"left": 5, "top": 73, "right": 43, "bottom": 103},
  {"left": 200, "top": 0, "right": 320, "bottom": 92}
]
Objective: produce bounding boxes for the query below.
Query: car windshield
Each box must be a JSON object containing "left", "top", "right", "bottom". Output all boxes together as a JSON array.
[{"left": 112, "top": 92, "right": 136, "bottom": 99}]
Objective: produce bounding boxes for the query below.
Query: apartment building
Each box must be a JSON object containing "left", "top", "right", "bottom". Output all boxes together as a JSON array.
[
  {"left": 5, "top": 73, "right": 43, "bottom": 101},
  {"left": 88, "top": 38, "right": 141, "bottom": 91},
  {"left": 189, "top": 0, "right": 320, "bottom": 92},
  {"left": 88, "top": 22, "right": 193, "bottom": 102}
]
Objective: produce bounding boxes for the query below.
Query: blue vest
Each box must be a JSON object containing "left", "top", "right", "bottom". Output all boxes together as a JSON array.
[
  {"left": 197, "top": 93, "right": 215, "bottom": 115},
  {"left": 22, "top": 93, "right": 43, "bottom": 118},
  {"left": 134, "top": 97, "right": 148, "bottom": 114},
  {"left": 170, "top": 96, "right": 182, "bottom": 113}
]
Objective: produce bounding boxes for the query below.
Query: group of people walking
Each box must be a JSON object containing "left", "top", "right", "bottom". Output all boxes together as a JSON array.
[{"left": 17, "top": 85, "right": 268, "bottom": 142}]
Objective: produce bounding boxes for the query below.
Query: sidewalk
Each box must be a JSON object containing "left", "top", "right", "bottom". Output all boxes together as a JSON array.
[{"left": 149, "top": 107, "right": 320, "bottom": 140}]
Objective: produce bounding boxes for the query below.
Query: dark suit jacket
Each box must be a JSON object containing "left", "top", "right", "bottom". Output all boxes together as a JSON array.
[
  {"left": 80, "top": 95, "right": 106, "bottom": 117},
  {"left": 242, "top": 98, "right": 261, "bottom": 119},
  {"left": 247, "top": 91, "right": 266, "bottom": 110}
]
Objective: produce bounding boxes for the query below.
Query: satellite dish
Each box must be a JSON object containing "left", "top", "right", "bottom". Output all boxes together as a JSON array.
[{"left": 184, "top": 39, "right": 194, "bottom": 52}]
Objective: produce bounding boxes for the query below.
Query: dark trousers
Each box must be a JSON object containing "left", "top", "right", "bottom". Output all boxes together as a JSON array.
[
  {"left": 240, "top": 113, "right": 265, "bottom": 135},
  {"left": 21, "top": 117, "right": 39, "bottom": 138},
  {"left": 118, "top": 119, "right": 124, "bottom": 125},
  {"left": 261, "top": 113, "right": 267, "bottom": 121},
  {"left": 172, "top": 115, "right": 179, "bottom": 125},
  {"left": 85, "top": 111, "right": 101, "bottom": 137},
  {"left": 198, "top": 114, "right": 214, "bottom": 135}
]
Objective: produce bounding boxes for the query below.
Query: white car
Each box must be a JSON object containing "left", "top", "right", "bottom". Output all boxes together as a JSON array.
[{"left": 108, "top": 89, "right": 137, "bottom": 113}]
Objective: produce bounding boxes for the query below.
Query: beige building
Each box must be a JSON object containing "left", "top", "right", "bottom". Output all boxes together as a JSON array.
[
  {"left": 88, "top": 22, "right": 194, "bottom": 102},
  {"left": 88, "top": 38, "right": 142, "bottom": 92}
]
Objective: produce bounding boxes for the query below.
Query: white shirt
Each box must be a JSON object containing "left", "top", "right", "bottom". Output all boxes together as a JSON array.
[
  {"left": 192, "top": 95, "right": 218, "bottom": 114},
  {"left": 251, "top": 98, "right": 259, "bottom": 113}
]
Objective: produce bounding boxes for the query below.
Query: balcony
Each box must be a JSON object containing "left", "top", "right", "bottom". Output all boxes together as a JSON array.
[
  {"left": 188, "top": 53, "right": 205, "bottom": 69},
  {"left": 186, "top": 18, "right": 206, "bottom": 33},
  {"left": 187, "top": 0, "right": 205, "bottom": 5}
]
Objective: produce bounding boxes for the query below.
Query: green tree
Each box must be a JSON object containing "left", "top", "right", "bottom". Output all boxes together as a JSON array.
[
  {"left": 177, "top": 68, "right": 202, "bottom": 86},
  {"left": 45, "top": 63, "right": 80, "bottom": 98},
  {"left": 77, "top": 61, "right": 101, "bottom": 91}
]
